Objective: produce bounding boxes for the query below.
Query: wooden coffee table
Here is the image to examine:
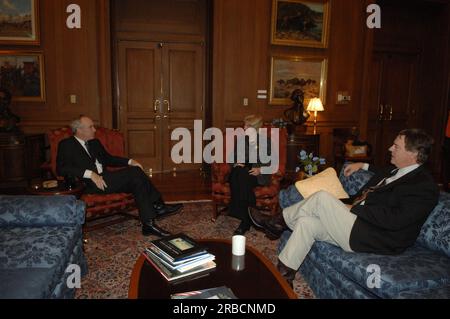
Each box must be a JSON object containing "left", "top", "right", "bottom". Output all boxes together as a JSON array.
[{"left": 128, "top": 238, "right": 297, "bottom": 299}]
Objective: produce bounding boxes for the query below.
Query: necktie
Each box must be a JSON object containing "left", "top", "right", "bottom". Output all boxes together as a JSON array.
[
  {"left": 352, "top": 169, "right": 398, "bottom": 206},
  {"left": 85, "top": 141, "right": 97, "bottom": 163},
  {"left": 85, "top": 141, "right": 99, "bottom": 173}
]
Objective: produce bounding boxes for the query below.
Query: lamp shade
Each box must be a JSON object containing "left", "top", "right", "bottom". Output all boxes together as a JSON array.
[{"left": 307, "top": 98, "right": 324, "bottom": 112}]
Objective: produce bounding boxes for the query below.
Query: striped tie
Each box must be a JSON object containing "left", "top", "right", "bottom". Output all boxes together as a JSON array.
[{"left": 352, "top": 169, "right": 397, "bottom": 206}]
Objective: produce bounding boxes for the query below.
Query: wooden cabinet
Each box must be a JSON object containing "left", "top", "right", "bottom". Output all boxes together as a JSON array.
[
  {"left": 366, "top": 51, "right": 419, "bottom": 166},
  {"left": 285, "top": 134, "right": 320, "bottom": 174},
  {"left": 0, "top": 133, "right": 45, "bottom": 188}
]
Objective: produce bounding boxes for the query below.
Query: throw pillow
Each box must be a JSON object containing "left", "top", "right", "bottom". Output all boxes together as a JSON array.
[{"left": 295, "top": 167, "right": 349, "bottom": 199}]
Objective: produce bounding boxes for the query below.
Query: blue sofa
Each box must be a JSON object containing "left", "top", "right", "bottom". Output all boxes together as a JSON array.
[
  {"left": 278, "top": 167, "right": 450, "bottom": 298},
  {"left": 0, "top": 195, "right": 88, "bottom": 299}
]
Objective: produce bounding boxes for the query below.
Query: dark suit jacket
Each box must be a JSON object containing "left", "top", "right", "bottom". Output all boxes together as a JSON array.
[
  {"left": 348, "top": 165, "right": 439, "bottom": 255},
  {"left": 56, "top": 136, "right": 129, "bottom": 189}
]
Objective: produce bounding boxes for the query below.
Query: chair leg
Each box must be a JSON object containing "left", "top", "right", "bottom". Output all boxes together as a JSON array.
[
  {"left": 212, "top": 202, "right": 218, "bottom": 222},
  {"left": 212, "top": 203, "right": 229, "bottom": 222},
  {"left": 270, "top": 203, "right": 281, "bottom": 216}
]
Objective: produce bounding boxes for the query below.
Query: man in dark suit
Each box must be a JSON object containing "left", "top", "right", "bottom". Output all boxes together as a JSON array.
[
  {"left": 57, "top": 115, "right": 183, "bottom": 237},
  {"left": 251, "top": 129, "right": 439, "bottom": 286}
]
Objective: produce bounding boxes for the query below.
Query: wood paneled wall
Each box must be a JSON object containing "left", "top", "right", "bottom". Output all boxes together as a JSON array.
[
  {"left": 2, "top": 0, "right": 111, "bottom": 134},
  {"left": 212, "top": 0, "right": 371, "bottom": 163},
  {"left": 3, "top": 0, "right": 448, "bottom": 171},
  {"left": 367, "top": 0, "right": 450, "bottom": 173}
]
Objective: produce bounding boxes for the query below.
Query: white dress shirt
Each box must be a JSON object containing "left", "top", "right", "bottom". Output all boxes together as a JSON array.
[
  {"left": 74, "top": 136, "right": 104, "bottom": 178},
  {"left": 74, "top": 136, "right": 133, "bottom": 179},
  {"left": 359, "top": 163, "right": 420, "bottom": 205}
]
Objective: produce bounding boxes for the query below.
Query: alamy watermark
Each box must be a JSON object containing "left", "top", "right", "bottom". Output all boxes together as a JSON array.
[
  {"left": 66, "top": 264, "right": 81, "bottom": 289},
  {"left": 66, "top": 4, "right": 81, "bottom": 29},
  {"left": 66, "top": 4, "right": 381, "bottom": 31},
  {"left": 366, "top": 264, "right": 381, "bottom": 289},
  {"left": 367, "top": 4, "right": 381, "bottom": 29},
  {"left": 170, "top": 120, "right": 279, "bottom": 174}
]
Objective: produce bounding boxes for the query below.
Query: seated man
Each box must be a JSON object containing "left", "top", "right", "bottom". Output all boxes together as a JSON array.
[
  {"left": 57, "top": 115, "right": 182, "bottom": 237},
  {"left": 250, "top": 128, "right": 439, "bottom": 286}
]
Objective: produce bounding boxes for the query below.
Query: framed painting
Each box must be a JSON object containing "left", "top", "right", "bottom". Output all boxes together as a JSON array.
[
  {"left": 269, "top": 55, "right": 327, "bottom": 106},
  {"left": 271, "top": 0, "right": 330, "bottom": 48},
  {"left": 0, "top": 51, "right": 45, "bottom": 102},
  {"left": 0, "top": 0, "right": 40, "bottom": 45}
]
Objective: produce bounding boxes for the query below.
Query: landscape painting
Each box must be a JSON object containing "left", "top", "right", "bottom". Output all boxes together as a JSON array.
[
  {"left": 0, "top": 51, "right": 45, "bottom": 102},
  {"left": 271, "top": 0, "right": 329, "bottom": 48},
  {"left": 0, "top": 0, "right": 40, "bottom": 45},
  {"left": 269, "top": 55, "right": 327, "bottom": 106}
]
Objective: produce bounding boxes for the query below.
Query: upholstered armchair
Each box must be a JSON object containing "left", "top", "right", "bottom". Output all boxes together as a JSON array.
[
  {"left": 211, "top": 127, "right": 288, "bottom": 219},
  {"left": 46, "top": 126, "right": 136, "bottom": 229}
]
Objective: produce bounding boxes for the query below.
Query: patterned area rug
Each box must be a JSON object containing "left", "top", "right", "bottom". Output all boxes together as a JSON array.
[{"left": 75, "top": 201, "right": 315, "bottom": 299}]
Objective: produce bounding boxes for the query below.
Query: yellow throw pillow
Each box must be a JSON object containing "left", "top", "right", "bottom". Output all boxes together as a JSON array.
[{"left": 295, "top": 167, "right": 349, "bottom": 199}]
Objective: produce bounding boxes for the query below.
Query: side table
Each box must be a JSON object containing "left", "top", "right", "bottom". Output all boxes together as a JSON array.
[
  {"left": 28, "top": 180, "right": 85, "bottom": 198},
  {"left": 285, "top": 134, "right": 320, "bottom": 174}
]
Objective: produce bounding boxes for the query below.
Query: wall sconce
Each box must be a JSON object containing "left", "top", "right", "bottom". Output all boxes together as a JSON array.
[{"left": 307, "top": 98, "right": 324, "bottom": 135}]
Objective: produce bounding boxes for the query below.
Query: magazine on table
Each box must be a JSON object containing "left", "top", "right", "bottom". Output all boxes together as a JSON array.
[
  {"left": 148, "top": 242, "right": 208, "bottom": 265},
  {"left": 150, "top": 233, "right": 206, "bottom": 262},
  {"left": 171, "top": 286, "right": 238, "bottom": 299},
  {"left": 143, "top": 250, "right": 216, "bottom": 282},
  {"left": 145, "top": 247, "right": 215, "bottom": 273}
]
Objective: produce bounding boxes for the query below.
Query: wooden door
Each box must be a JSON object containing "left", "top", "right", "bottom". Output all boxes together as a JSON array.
[
  {"left": 161, "top": 42, "right": 205, "bottom": 172},
  {"left": 117, "top": 41, "right": 205, "bottom": 173},
  {"left": 367, "top": 51, "right": 419, "bottom": 166},
  {"left": 117, "top": 41, "right": 163, "bottom": 172}
]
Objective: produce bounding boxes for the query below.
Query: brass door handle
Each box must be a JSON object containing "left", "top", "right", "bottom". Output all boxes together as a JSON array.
[
  {"left": 155, "top": 115, "right": 161, "bottom": 120},
  {"left": 378, "top": 104, "right": 384, "bottom": 121},
  {"left": 163, "top": 99, "right": 171, "bottom": 113},
  {"left": 154, "top": 100, "right": 161, "bottom": 113},
  {"left": 387, "top": 105, "right": 393, "bottom": 121}
]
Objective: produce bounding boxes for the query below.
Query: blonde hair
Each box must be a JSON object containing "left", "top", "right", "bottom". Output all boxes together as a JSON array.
[{"left": 244, "top": 114, "right": 263, "bottom": 130}]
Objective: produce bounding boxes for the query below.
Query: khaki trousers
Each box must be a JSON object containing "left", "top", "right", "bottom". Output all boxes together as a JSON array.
[{"left": 279, "top": 191, "right": 357, "bottom": 270}]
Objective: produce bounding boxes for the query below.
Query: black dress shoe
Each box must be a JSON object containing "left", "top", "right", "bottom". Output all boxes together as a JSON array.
[
  {"left": 233, "top": 221, "right": 250, "bottom": 235},
  {"left": 248, "top": 207, "right": 269, "bottom": 229},
  {"left": 262, "top": 215, "right": 288, "bottom": 240},
  {"left": 277, "top": 260, "right": 296, "bottom": 288},
  {"left": 142, "top": 220, "right": 172, "bottom": 237},
  {"left": 154, "top": 202, "right": 183, "bottom": 219}
]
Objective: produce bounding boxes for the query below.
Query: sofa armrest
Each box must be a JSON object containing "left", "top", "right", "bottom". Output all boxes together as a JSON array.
[
  {"left": 0, "top": 195, "right": 85, "bottom": 227},
  {"left": 339, "top": 163, "right": 374, "bottom": 196}
]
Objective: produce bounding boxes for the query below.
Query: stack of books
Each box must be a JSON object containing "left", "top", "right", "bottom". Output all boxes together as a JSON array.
[{"left": 143, "top": 233, "right": 216, "bottom": 282}]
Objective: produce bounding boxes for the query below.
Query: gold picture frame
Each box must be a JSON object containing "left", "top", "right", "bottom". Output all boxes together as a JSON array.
[
  {"left": 269, "top": 55, "right": 327, "bottom": 106},
  {"left": 0, "top": 51, "right": 46, "bottom": 102},
  {"left": 0, "top": 0, "right": 40, "bottom": 45},
  {"left": 271, "top": 0, "right": 330, "bottom": 48}
]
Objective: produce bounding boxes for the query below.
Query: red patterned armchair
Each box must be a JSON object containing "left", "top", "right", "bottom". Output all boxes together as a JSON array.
[
  {"left": 46, "top": 126, "right": 136, "bottom": 228},
  {"left": 211, "top": 127, "right": 287, "bottom": 219}
]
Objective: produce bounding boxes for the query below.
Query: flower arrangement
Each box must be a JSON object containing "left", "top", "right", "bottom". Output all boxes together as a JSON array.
[{"left": 295, "top": 150, "right": 326, "bottom": 176}]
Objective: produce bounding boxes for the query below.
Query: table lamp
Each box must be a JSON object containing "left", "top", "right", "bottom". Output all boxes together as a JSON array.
[{"left": 307, "top": 98, "right": 324, "bottom": 135}]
